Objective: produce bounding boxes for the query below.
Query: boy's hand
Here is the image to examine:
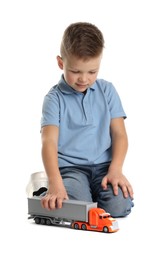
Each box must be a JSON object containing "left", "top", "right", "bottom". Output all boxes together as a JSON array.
[
  {"left": 101, "top": 169, "right": 134, "bottom": 199},
  {"left": 41, "top": 183, "right": 68, "bottom": 210}
]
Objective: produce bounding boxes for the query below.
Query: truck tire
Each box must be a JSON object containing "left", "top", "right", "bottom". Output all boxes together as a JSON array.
[
  {"left": 40, "top": 218, "right": 46, "bottom": 225},
  {"left": 73, "top": 223, "right": 79, "bottom": 229},
  {"left": 103, "top": 226, "right": 109, "bottom": 233},
  {"left": 81, "top": 224, "right": 87, "bottom": 230},
  {"left": 46, "top": 219, "right": 51, "bottom": 225},
  {"left": 35, "top": 217, "right": 40, "bottom": 224}
]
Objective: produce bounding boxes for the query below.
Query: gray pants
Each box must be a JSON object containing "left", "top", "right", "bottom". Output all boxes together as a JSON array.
[{"left": 60, "top": 163, "right": 134, "bottom": 217}]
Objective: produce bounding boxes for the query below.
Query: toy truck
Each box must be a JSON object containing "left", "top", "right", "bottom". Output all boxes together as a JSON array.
[{"left": 28, "top": 197, "right": 119, "bottom": 233}]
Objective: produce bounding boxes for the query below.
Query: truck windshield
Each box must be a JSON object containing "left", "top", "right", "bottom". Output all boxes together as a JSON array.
[{"left": 99, "top": 213, "right": 110, "bottom": 219}]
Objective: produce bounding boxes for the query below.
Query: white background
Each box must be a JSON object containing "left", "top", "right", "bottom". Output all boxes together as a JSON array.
[{"left": 0, "top": 0, "right": 160, "bottom": 259}]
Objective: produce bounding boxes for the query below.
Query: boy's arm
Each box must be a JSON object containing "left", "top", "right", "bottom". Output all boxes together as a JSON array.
[
  {"left": 41, "top": 125, "right": 68, "bottom": 210},
  {"left": 101, "top": 118, "right": 134, "bottom": 198}
]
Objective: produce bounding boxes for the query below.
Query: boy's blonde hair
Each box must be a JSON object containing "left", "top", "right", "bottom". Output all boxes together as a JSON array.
[{"left": 60, "top": 22, "right": 105, "bottom": 60}]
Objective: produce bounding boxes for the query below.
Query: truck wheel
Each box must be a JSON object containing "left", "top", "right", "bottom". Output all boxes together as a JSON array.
[
  {"left": 103, "top": 226, "right": 109, "bottom": 233},
  {"left": 40, "top": 218, "right": 46, "bottom": 225},
  {"left": 81, "top": 224, "right": 87, "bottom": 230},
  {"left": 46, "top": 219, "right": 51, "bottom": 225},
  {"left": 73, "top": 223, "right": 79, "bottom": 229},
  {"left": 35, "top": 217, "right": 40, "bottom": 224}
]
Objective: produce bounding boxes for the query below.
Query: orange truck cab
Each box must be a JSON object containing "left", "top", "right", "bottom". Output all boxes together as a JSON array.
[{"left": 72, "top": 207, "right": 119, "bottom": 233}]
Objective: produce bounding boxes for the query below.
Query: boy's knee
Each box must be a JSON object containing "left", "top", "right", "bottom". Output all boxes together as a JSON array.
[
  {"left": 97, "top": 187, "right": 134, "bottom": 217},
  {"left": 107, "top": 196, "right": 133, "bottom": 217}
]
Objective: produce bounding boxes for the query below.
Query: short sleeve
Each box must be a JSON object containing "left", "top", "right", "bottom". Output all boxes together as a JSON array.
[
  {"left": 107, "top": 82, "right": 127, "bottom": 119},
  {"left": 41, "top": 92, "right": 60, "bottom": 128}
]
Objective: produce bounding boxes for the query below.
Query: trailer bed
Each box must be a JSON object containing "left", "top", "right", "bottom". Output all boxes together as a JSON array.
[{"left": 28, "top": 197, "right": 97, "bottom": 222}]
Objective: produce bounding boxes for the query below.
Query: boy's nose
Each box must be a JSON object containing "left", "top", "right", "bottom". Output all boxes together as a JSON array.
[{"left": 78, "top": 74, "right": 87, "bottom": 83}]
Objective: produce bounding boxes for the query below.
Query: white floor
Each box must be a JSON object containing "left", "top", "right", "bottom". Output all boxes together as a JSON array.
[
  {"left": 1, "top": 1, "right": 160, "bottom": 259},
  {"left": 1, "top": 174, "right": 159, "bottom": 260}
]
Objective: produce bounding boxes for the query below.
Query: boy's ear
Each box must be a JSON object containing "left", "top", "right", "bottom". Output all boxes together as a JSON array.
[{"left": 57, "top": 55, "right": 63, "bottom": 70}]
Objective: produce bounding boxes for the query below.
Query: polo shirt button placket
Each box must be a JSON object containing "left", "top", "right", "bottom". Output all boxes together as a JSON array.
[{"left": 82, "top": 94, "right": 92, "bottom": 125}]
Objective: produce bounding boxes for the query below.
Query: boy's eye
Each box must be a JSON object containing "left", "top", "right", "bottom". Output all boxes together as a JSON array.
[
  {"left": 71, "top": 71, "right": 79, "bottom": 74},
  {"left": 89, "top": 71, "right": 96, "bottom": 74},
  {"left": 70, "top": 71, "right": 96, "bottom": 74}
]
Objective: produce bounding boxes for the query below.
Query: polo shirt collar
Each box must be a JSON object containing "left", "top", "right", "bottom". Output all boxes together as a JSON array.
[{"left": 58, "top": 75, "right": 96, "bottom": 94}]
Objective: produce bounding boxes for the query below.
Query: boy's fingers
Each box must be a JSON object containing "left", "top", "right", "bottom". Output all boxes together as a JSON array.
[
  {"left": 41, "top": 195, "right": 56, "bottom": 210},
  {"left": 112, "top": 184, "right": 119, "bottom": 196},
  {"left": 101, "top": 177, "right": 108, "bottom": 190},
  {"left": 56, "top": 198, "right": 63, "bottom": 209},
  {"left": 127, "top": 185, "right": 134, "bottom": 199},
  {"left": 121, "top": 184, "right": 128, "bottom": 198}
]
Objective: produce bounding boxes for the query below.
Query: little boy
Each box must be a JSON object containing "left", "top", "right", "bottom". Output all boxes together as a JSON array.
[{"left": 40, "top": 22, "right": 134, "bottom": 217}]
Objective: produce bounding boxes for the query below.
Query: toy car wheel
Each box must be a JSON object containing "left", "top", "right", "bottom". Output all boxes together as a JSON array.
[
  {"left": 73, "top": 223, "right": 79, "bottom": 229},
  {"left": 46, "top": 219, "right": 51, "bottom": 225},
  {"left": 81, "top": 224, "right": 87, "bottom": 230},
  {"left": 103, "top": 226, "right": 109, "bottom": 233},
  {"left": 40, "top": 218, "right": 46, "bottom": 225},
  {"left": 35, "top": 217, "right": 40, "bottom": 224}
]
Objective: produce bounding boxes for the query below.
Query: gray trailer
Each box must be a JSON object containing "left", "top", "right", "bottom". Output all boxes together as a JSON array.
[{"left": 28, "top": 197, "right": 97, "bottom": 226}]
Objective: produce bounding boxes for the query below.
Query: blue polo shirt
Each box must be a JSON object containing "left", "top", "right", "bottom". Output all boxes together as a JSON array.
[{"left": 41, "top": 75, "right": 126, "bottom": 167}]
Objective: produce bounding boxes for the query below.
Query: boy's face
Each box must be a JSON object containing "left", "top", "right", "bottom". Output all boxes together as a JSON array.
[{"left": 57, "top": 54, "right": 102, "bottom": 93}]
